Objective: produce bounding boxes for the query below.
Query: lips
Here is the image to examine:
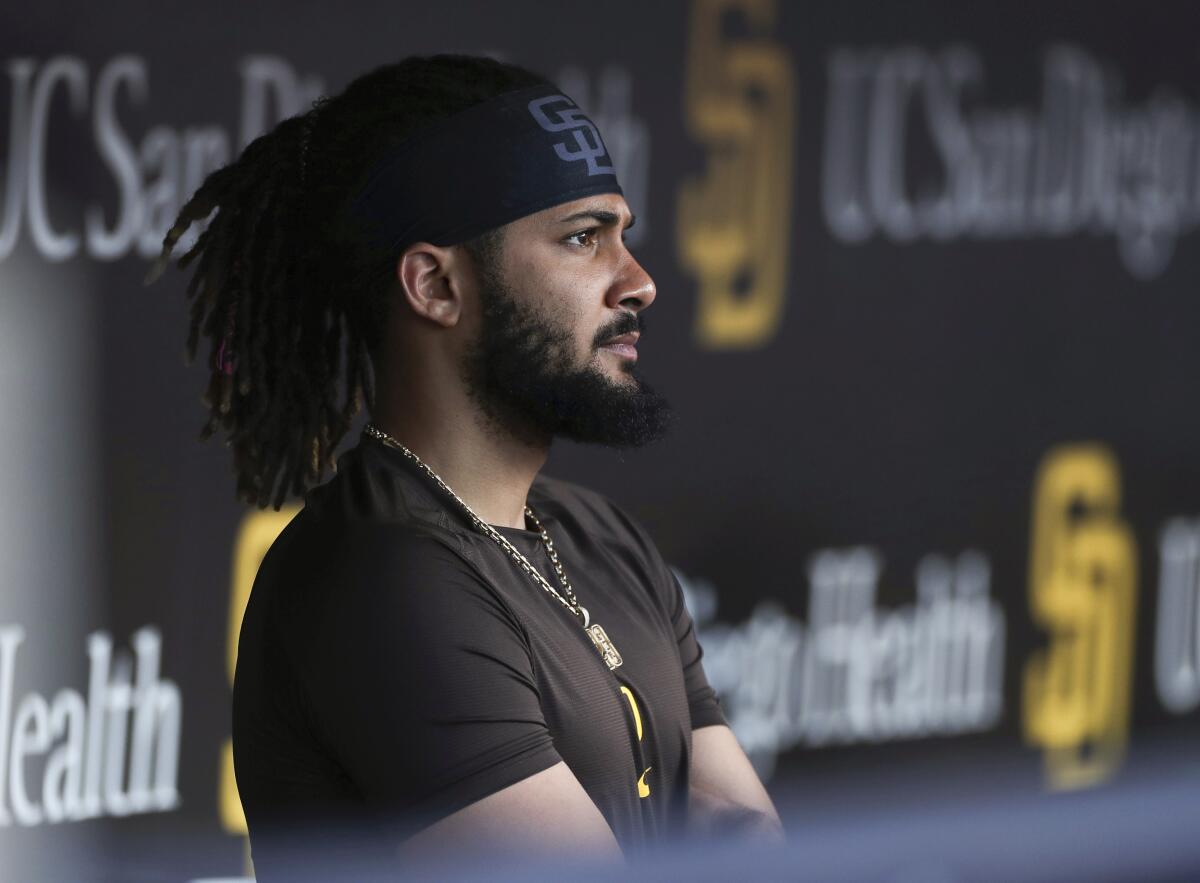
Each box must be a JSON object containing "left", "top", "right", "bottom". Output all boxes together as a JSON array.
[{"left": 600, "top": 332, "right": 639, "bottom": 360}]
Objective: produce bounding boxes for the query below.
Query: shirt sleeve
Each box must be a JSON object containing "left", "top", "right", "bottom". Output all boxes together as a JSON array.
[
  {"left": 594, "top": 495, "right": 728, "bottom": 731},
  {"left": 663, "top": 563, "right": 728, "bottom": 730},
  {"left": 296, "top": 528, "right": 563, "bottom": 827}
]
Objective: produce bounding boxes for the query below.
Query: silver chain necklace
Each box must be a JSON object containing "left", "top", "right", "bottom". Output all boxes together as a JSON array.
[{"left": 363, "top": 423, "right": 623, "bottom": 670}]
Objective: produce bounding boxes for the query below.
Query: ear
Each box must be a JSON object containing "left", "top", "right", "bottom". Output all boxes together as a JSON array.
[{"left": 395, "top": 242, "right": 466, "bottom": 328}]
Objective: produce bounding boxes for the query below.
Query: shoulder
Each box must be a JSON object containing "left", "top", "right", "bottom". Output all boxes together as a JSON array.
[
  {"left": 262, "top": 501, "right": 469, "bottom": 585},
  {"left": 253, "top": 506, "right": 519, "bottom": 649}
]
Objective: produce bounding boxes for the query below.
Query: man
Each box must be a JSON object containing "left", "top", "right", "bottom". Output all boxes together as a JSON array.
[{"left": 154, "top": 54, "right": 780, "bottom": 876}]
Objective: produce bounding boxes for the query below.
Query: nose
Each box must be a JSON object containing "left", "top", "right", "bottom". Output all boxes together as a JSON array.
[{"left": 607, "top": 250, "right": 656, "bottom": 314}]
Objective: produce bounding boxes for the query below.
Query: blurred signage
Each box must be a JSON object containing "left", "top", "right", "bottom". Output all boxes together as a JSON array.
[
  {"left": 677, "top": 0, "right": 795, "bottom": 349},
  {"left": 1155, "top": 518, "right": 1200, "bottom": 715},
  {"left": 1022, "top": 445, "right": 1137, "bottom": 790},
  {"left": 0, "top": 625, "right": 180, "bottom": 826},
  {"left": 679, "top": 546, "right": 1006, "bottom": 778},
  {"left": 0, "top": 54, "right": 322, "bottom": 263},
  {"left": 823, "top": 45, "right": 1200, "bottom": 279}
]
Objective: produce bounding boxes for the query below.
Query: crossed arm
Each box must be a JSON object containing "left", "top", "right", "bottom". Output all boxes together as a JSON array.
[
  {"left": 688, "top": 723, "right": 784, "bottom": 843},
  {"left": 399, "top": 723, "right": 782, "bottom": 860}
]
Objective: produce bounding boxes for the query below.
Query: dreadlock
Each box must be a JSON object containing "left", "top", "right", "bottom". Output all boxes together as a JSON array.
[{"left": 149, "top": 55, "right": 550, "bottom": 509}]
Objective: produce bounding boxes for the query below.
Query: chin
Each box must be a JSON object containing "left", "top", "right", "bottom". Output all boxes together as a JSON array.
[
  {"left": 593, "top": 352, "right": 635, "bottom": 377},
  {"left": 604, "top": 365, "right": 638, "bottom": 388}
]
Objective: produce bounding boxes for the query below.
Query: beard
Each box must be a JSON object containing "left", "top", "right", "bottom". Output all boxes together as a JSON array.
[{"left": 460, "top": 264, "right": 674, "bottom": 449}]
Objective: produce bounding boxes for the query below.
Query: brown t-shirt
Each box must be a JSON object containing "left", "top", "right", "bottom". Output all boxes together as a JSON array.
[{"left": 233, "top": 433, "right": 725, "bottom": 876}]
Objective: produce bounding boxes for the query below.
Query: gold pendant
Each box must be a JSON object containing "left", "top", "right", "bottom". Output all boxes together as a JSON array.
[{"left": 587, "top": 623, "right": 623, "bottom": 670}]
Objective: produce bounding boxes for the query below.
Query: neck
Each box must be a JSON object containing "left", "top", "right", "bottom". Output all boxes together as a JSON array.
[{"left": 371, "top": 373, "right": 549, "bottom": 531}]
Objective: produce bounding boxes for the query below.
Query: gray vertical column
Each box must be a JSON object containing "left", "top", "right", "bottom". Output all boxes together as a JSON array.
[{"left": 0, "top": 254, "right": 101, "bottom": 879}]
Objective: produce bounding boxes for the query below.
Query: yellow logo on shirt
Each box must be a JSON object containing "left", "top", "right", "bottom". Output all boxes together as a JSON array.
[
  {"left": 637, "top": 767, "right": 653, "bottom": 799},
  {"left": 620, "top": 685, "right": 652, "bottom": 798}
]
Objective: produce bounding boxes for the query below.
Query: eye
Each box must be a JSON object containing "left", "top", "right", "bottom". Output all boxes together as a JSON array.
[{"left": 564, "top": 228, "right": 599, "bottom": 249}]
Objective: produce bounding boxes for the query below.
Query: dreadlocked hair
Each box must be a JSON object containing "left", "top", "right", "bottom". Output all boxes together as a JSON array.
[{"left": 148, "top": 55, "right": 550, "bottom": 509}]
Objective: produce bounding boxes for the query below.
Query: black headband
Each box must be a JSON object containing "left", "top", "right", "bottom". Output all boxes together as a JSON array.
[{"left": 349, "top": 84, "right": 623, "bottom": 252}]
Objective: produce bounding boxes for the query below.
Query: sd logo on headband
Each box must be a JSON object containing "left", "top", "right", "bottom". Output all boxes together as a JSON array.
[
  {"left": 351, "top": 84, "right": 623, "bottom": 251},
  {"left": 528, "top": 95, "right": 616, "bottom": 177}
]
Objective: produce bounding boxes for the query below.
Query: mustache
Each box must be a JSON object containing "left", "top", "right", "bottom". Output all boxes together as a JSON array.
[{"left": 594, "top": 312, "right": 645, "bottom": 347}]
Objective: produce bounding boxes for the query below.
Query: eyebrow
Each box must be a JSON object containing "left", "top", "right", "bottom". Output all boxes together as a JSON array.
[{"left": 555, "top": 208, "right": 637, "bottom": 230}]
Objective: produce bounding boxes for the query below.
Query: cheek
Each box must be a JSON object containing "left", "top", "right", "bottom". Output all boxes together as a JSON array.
[
  {"left": 503, "top": 243, "right": 607, "bottom": 352},
  {"left": 533, "top": 274, "right": 597, "bottom": 341},
  {"left": 562, "top": 302, "right": 595, "bottom": 358}
]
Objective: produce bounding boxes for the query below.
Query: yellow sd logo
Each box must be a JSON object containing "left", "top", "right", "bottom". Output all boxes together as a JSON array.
[
  {"left": 677, "top": 0, "right": 795, "bottom": 349},
  {"left": 1023, "top": 445, "right": 1138, "bottom": 790}
]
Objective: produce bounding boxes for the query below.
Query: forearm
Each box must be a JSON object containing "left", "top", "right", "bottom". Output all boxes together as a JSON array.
[
  {"left": 688, "top": 725, "right": 785, "bottom": 844},
  {"left": 689, "top": 788, "right": 785, "bottom": 843}
]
